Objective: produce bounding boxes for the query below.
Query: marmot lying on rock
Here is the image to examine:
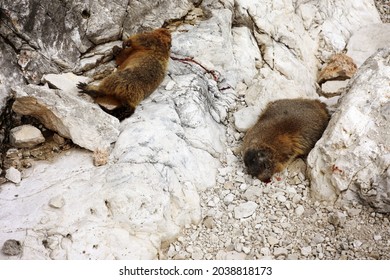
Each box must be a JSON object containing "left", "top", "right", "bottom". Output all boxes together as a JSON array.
[
  {"left": 77, "top": 28, "right": 172, "bottom": 120},
  {"left": 242, "top": 98, "right": 330, "bottom": 182}
]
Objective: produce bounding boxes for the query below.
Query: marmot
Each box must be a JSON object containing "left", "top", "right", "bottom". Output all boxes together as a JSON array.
[
  {"left": 77, "top": 28, "right": 172, "bottom": 120},
  {"left": 242, "top": 98, "right": 329, "bottom": 182}
]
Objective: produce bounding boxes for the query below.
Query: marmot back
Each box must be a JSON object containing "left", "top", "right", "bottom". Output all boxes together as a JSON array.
[
  {"left": 77, "top": 28, "right": 172, "bottom": 120},
  {"left": 242, "top": 98, "right": 329, "bottom": 182}
]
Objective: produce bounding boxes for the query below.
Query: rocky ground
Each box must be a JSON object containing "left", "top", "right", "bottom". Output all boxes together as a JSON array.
[
  {"left": 161, "top": 93, "right": 390, "bottom": 260},
  {"left": 160, "top": 3, "right": 390, "bottom": 260}
]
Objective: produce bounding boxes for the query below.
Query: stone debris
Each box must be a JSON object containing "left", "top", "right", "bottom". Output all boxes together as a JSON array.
[
  {"left": 320, "top": 80, "right": 349, "bottom": 96},
  {"left": 318, "top": 53, "right": 357, "bottom": 85},
  {"left": 234, "top": 202, "right": 258, "bottom": 219},
  {"left": 295, "top": 205, "right": 305, "bottom": 216},
  {"left": 49, "top": 196, "right": 65, "bottom": 209},
  {"left": 5, "top": 167, "right": 21, "bottom": 184},
  {"left": 9, "top": 125, "right": 45, "bottom": 148},
  {"left": 92, "top": 148, "right": 109, "bottom": 167},
  {"left": 1, "top": 239, "right": 22, "bottom": 256}
]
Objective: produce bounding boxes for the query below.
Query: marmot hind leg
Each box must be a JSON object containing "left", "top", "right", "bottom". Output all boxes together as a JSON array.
[{"left": 101, "top": 105, "right": 135, "bottom": 121}]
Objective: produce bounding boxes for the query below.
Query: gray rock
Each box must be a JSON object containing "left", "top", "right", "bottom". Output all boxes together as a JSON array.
[
  {"left": 267, "top": 236, "right": 279, "bottom": 246},
  {"left": 295, "top": 205, "right": 305, "bottom": 216},
  {"left": 1, "top": 239, "right": 22, "bottom": 256},
  {"left": 321, "top": 80, "right": 349, "bottom": 94},
  {"left": 301, "top": 246, "right": 312, "bottom": 256},
  {"left": 9, "top": 125, "right": 45, "bottom": 148},
  {"left": 0, "top": 1, "right": 91, "bottom": 84},
  {"left": 328, "top": 211, "right": 347, "bottom": 227},
  {"left": 12, "top": 84, "right": 120, "bottom": 151},
  {"left": 216, "top": 250, "right": 247, "bottom": 260},
  {"left": 274, "top": 247, "right": 288, "bottom": 258}
]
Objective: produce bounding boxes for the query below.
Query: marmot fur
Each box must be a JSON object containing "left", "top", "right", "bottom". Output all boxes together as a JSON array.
[
  {"left": 77, "top": 28, "right": 171, "bottom": 120},
  {"left": 242, "top": 98, "right": 329, "bottom": 182}
]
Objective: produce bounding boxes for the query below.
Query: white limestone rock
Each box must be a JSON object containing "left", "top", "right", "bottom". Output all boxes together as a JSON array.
[
  {"left": 321, "top": 80, "right": 349, "bottom": 94},
  {"left": 234, "top": 201, "right": 258, "bottom": 219},
  {"left": 311, "top": 0, "right": 381, "bottom": 60},
  {"left": 9, "top": 125, "right": 45, "bottom": 148},
  {"left": 42, "top": 73, "right": 91, "bottom": 93},
  {"left": 11, "top": 84, "right": 120, "bottom": 151},
  {"left": 233, "top": 105, "right": 260, "bottom": 133},
  {"left": 232, "top": 26, "right": 262, "bottom": 85},
  {"left": 347, "top": 23, "right": 390, "bottom": 67},
  {"left": 308, "top": 48, "right": 390, "bottom": 212},
  {"left": 5, "top": 167, "right": 21, "bottom": 184}
]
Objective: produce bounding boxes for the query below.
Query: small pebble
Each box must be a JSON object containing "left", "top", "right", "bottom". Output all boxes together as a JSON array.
[{"left": 2, "top": 239, "right": 22, "bottom": 256}]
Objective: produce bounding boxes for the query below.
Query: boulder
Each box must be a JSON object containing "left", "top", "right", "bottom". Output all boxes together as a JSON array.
[
  {"left": 308, "top": 48, "right": 390, "bottom": 212},
  {"left": 12, "top": 85, "right": 120, "bottom": 151}
]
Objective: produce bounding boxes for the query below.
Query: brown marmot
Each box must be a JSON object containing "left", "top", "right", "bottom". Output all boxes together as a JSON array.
[
  {"left": 242, "top": 98, "right": 329, "bottom": 182},
  {"left": 77, "top": 28, "right": 172, "bottom": 120}
]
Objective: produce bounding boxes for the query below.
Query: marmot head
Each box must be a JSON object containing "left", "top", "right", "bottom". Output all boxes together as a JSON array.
[
  {"left": 124, "top": 28, "right": 171, "bottom": 53},
  {"left": 243, "top": 147, "right": 275, "bottom": 183}
]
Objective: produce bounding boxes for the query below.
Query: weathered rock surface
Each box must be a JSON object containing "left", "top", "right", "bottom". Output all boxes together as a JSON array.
[
  {"left": 308, "top": 48, "right": 390, "bottom": 212},
  {"left": 12, "top": 84, "right": 120, "bottom": 151},
  {"left": 0, "top": 0, "right": 197, "bottom": 85},
  {"left": 42, "top": 72, "right": 91, "bottom": 93},
  {"left": 123, "top": 1, "right": 195, "bottom": 35},
  {"left": 5, "top": 167, "right": 21, "bottom": 184},
  {"left": 347, "top": 23, "right": 390, "bottom": 67},
  {"left": 9, "top": 125, "right": 45, "bottom": 148}
]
